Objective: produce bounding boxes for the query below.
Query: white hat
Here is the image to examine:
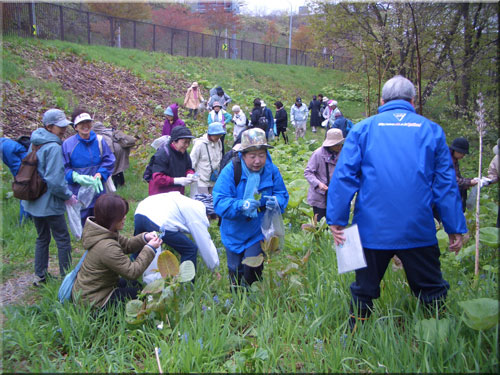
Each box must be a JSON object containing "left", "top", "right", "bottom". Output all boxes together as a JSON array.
[{"left": 74, "top": 112, "right": 93, "bottom": 126}]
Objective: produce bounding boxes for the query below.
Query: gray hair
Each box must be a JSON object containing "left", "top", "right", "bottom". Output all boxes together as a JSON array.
[{"left": 382, "top": 75, "right": 416, "bottom": 103}]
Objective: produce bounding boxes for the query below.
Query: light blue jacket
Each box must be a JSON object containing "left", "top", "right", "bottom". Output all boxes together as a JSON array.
[
  {"left": 22, "top": 128, "right": 72, "bottom": 217},
  {"left": 213, "top": 154, "right": 289, "bottom": 254},
  {"left": 326, "top": 100, "right": 467, "bottom": 249}
]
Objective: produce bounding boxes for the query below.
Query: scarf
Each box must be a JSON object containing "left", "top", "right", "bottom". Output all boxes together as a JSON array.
[{"left": 241, "top": 157, "right": 262, "bottom": 201}]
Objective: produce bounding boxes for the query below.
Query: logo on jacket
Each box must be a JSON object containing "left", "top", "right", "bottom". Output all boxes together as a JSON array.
[{"left": 393, "top": 113, "right": 407, "bottom": 122}]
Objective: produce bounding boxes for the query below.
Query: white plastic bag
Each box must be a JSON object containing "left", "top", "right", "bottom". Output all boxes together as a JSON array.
[
  {"left": 261, "top": 206, "right": 285, "bottom": 241},
  {"left": 151, "top": 135, "right": 170, "bottom": 150},
  {"left": 142, "top": 247, "right": 163, "bottom": 284},
  {"left": 466, "top": 185, "right": 478, "bottom": 211},
  {"left": 66, "top": 201, "right": 83, "bottom": 239},
  {"left": 78, "top": 186, "right": 96, "bottom": 209}
]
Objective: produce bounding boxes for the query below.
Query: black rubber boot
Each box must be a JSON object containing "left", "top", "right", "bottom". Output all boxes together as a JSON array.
[
  {"left": 243, "top": 264, "right": 263, "bottom": 287},
  {"left": 348, "top": 304, "right": 371, "bottom": 333}
]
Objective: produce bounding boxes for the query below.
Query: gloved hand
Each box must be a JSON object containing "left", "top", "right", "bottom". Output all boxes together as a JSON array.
[
  {"left": 186, "top": 173, "right": 199, "bottom": 182},
  {"left": 241, "top": 199, "right": 259, "bottom": 218},
  {"left": 72, "top": 171, "right": 97, "bottom": 187},
  {"left": 173, "top": 177, "right": 192, "bottom": 186},
  {"left": 263, "top": 195, "right": 279, "bottom": 210},
  {"left": 92, "top": 177, "right": 103, "bottom": 193},
  {"left": 479, "top": 176, "right": 492, "bottom": 187}
]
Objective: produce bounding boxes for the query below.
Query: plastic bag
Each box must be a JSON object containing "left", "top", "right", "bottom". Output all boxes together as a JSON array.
[
  {"left": 66, "top": 201, "right": 83, "bottom": 239},
  {"left": 142, "top": 248, "right": 163, "bottom": 284},
  {"left": 151, "top": 135, "right": 170, "bottom": 150},
  {"left": 268, "top": 130, "right": 275, "bottom": 142},
  {"left": 261, "top": 206, "right": 285, "bottom": 241},
  {"left": 466, "top": 185, "right": 478, "bottom": 211},
  {"left": 78, "top": 185, "right": 96, "bottom": 209}
]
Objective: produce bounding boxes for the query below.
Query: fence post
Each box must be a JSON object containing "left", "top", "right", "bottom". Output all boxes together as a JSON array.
[
  {"left": 186, "top": 31, "right": 189, "bottom": 56},
  {"left": 295, "top": 50, "right": 298, "bottom": 65},
  {"left": 133, "top": 21, "right": 136, "bottom": 48},
  {"left": 201, "top": 34, "right": 204, "bottom": 57},
  {"left": 86, "top": 11, "right": 91, "bottom": 44},
  {"left": 252, "top": 42, "right": 255, "bottom": 61},
  {"left": 152, "top": 24, "right": 156, "bottom": 51},
  {"left": 305, "top": 53, "right": 307, "bottom": 66},
  {"left": 59, "top": 6, "right": 64, "bottom": 41},
  {"left": 275, "top": 46, "right": 278, "bottom": 64},
  {"left": 109, "top": 17, "right": 114, "bottom": 47},
  {"left": 240, "top": 40, "right": 243, "bottom": 60},
  {"left": 170, "top": 32, "right": 174, "bottom": 55},
  {"left": 264, "top": 44, "right": 266, "bottom": 63}
]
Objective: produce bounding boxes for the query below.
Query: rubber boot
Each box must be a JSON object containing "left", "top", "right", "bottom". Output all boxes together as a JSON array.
[
  {"left": 348, "top": 304, "right": 371, "bottom": 333},
  {"left": 243, "top": 264, "right": 263, "bottom": 287}
]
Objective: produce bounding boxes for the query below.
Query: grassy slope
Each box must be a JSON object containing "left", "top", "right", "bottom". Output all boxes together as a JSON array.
[{"left": 1, "top": 37, "right": 498, "bottom": 373}]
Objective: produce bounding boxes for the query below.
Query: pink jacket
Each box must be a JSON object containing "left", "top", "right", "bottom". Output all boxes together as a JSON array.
[{"left": 304, "top": 146, "right": 339, "bottom": 209}]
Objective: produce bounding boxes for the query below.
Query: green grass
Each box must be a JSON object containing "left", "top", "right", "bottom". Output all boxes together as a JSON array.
[{"left": 1, "top": 36, "right": 498, "bottom": 373}]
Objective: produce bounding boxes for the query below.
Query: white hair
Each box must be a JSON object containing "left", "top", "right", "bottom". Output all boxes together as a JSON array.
[{"left": 382, "top": 75, "right": 416, "bottom": 103}]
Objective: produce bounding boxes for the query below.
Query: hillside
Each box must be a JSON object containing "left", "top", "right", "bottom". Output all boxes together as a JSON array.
[{"left": 2, "top": 36, "right": 359, "bottom": 141}]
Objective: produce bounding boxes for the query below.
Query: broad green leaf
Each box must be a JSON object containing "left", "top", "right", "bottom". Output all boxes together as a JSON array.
[
  {"left": 456, "top": 244, "right": 475, "bottom": 261},
  {"left": 459, "top": 298, "right": 499, "bottom": 330},
  {"left": 288, "top": 179, "right": 309, "bottom": 191},
  {"left": 277, "top": 262, "right": 299, "bottom": 278},
  {"left": 414, "top": 318, "right": 450, "bottom": 344},
  {"left": 181, "top": 301, "right": 194, "bottom": 316},
  {"left": 287, "top": 190, "right": 305, "bottom": 208},
  {"left": 141, "top": 278, "right": 165, "bottom": 294},
  {"left": 436, "top": 229, "right": 448, "bottom": 251},
  {"left": 253, "top": 348, "right": 269, "bottom": 361},
  {"left": 478, "top": 227, "right": 499, "bottom": 247},
  {"left": 242, "top": 254, "right": 264, "bottom": 267},
  {"left": 289, "top": 274, "right": 303, "bottom": 288},
  {"left": 158, "top": 250, "right": 180, "bottom": 278},
  {"left": 178, "top": 260, "right": 196, "bottom": 283},
  {"left": 482, "top": 265, "right": 498, "bottom": 273},
  {"left": 125, "top": 299, "right": 143, "bottom": 317}
]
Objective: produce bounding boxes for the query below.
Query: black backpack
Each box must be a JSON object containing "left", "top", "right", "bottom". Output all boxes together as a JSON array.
[
  {"left": 219, "top": 150, "right": 243, "bottom": 187},
  {"left": 12, "top": 144, "right": 47, "bottom": 200},
  {"left": 257, "top": 108, "right": 268, "bottom": 131},
  {"left": 143, "top": 143, "right": 170, "bottom": 182}
]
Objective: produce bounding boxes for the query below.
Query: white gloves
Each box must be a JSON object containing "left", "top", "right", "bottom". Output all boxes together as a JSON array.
[
  {"left": 174, "top": 177, "right": 194, "bottom": 186},
  {"left": 474, "top": 176, "right": 492, "bottom": 187}
]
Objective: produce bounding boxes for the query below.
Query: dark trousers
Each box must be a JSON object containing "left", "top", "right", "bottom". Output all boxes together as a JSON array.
[
  {"left": 133, "top": 214, "right": 198, "bottom": 269},
  {"left": 351, "top": 245, "right": 449, "bottom": 311},
  {"left": 106, "top": 278, "right": 142, "bottom": 306},
  {"left": 188, "top": 108, "right": 198, "bottom": 120},
  {"left": 33, "top": 214, "right": 72, "bottom": 278},
  {"left": 226, "top": 241, "right": 264, "bottom": 287},
  {"left": 313, "top": 206, "right": 327, "bottom": 222},
  {"left": 276, "top": 128, "right": 288, "bottom": 143}
]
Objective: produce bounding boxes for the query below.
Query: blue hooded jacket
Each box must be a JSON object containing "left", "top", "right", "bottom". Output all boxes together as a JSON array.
[
  {"left": 22, "top": 128, "right": 72, "bottom": 217},
  {"left": 326, "top": 100, "right": 467, "bottom": 249},
  {"left": 213, "top": 153, "right": 289, "bottom": 254},
  {"left": 62, "top": 131, "right": 115, "bottom": 200},
  {"left": 0, "top": 137, "right": 28, "bottom": 176}
]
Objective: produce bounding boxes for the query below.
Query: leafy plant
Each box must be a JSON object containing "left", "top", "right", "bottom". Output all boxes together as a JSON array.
[{"left": 458, "top": 298, "right": 499, "bottom": 331}]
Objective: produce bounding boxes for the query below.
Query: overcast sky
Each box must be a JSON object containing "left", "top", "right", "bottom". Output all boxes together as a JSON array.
[{"left": 240, "top": 0, "right": 308, "bottom": 15}]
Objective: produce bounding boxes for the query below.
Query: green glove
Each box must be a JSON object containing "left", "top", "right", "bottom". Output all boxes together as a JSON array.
[
  {"left": 72, "top": 171, "right": 96, "bottom": 187},
  {"left": 94, "top": 177, "right": 103, "bottom": 194}
]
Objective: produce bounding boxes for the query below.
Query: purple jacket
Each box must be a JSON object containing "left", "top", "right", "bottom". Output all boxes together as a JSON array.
[
  {"left": 162, "top": 103, "right": 186, "bottom": 136},
  {"left": 304, "top": 146, "right": 339, "bottom": 209}
]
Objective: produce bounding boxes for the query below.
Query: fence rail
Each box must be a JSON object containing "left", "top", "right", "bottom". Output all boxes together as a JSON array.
[{"left": 2, "top": 2, "right": 351, "bottom": 70}]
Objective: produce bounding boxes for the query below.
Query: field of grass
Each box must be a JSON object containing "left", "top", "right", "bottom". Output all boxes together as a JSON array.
[{"left": 1, "top": 37, "right": 498, "bottom": 373}]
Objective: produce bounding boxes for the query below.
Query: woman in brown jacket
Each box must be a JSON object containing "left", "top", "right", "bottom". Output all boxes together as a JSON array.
[{"left": 72, "top": 194, "right": 162, "bottom": 308}]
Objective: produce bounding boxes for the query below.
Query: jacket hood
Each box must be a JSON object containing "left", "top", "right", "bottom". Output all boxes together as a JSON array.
[
  {"left": 82, "top": 217, "right": 118, "bottom": 250},
  {"left": 76, "top": 130, "right": 97, "bottom": 144},
  {"left": 168, "top": 103, "right": 180, "bottom": 122},
  {"left": 30, "top": 127, "right": 63, "bottom": 146}
]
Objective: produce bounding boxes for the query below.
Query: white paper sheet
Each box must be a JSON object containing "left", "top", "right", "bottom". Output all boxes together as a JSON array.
[{"left": 334, "top": 224, "right": 367, "bottom": 274}]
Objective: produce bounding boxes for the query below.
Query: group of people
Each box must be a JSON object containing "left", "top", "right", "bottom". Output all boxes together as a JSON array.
[{"left": 3, "top": 75, "right": 498, "bottom": 331}]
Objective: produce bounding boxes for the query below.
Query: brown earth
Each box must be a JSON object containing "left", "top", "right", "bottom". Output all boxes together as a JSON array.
[{"left": 1, "top": 41, "right": 191, "bottom": 139}]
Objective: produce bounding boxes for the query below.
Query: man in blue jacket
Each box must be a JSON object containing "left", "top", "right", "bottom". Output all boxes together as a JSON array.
[{"left": 326, "top": 76, "right": 467, "bottom": 330}]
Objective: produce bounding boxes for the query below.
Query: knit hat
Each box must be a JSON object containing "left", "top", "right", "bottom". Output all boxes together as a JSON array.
[
  {"left": 170, "top": 126, "right": 194, "bottom": 141},
  {"left": 164, "top": 107, "right": 174, "bottom": 116},
  {"left": 322, "top": 128, "right": 344, "bottom": 148},
  {"left": 450, "top": 137, "right": 470, "bottom": 154},
  {"left": 233, "top": 128, "right": 273, "bottom": 152},
  {"left": 208, "top": 122, "right": 226, "bottom": 136},
  {"left": 42, "top": 109, "right": 72, "bottom": 128}
]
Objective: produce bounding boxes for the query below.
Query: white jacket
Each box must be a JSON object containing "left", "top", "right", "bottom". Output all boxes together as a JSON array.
[
  {"left": 134, "top": 192, "right": 219, "bottom": 270},
  {"left": 290, "top": 104, "right": 309, "bottom": 125},
  {"left": 190, "top": 134, "right": 223, "bottom": 188},
  {"left": 232, "top": 112, "right": 247, "bottom": 138}
]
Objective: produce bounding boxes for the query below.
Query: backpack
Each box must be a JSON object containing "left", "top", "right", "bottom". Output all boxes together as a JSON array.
[
  {"left": 143, "top": 143, "right": 170, "bottom": 182},
  {"left": 257, "top": 108, "right": 268, "bottom": 131},
  {"left": 219, "top": 151, "right": 242, "bottom": 186},
  {"left": 112, "top": 130, "right": 136, "bottom": 149},
  {"left": 12, "top": 144, "right": 48, "bottom": 200}
]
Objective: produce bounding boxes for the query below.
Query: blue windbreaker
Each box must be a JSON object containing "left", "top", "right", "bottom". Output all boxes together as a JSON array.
[
  {"left": 326, "top": 100, "right": 467, "bottom": 249},
  {"left": 0, "top": 137, "right": 27, "bottom": 176},
  {"left": 213, "top": 154, "right": 289, "bottom": 254},
  {"left": 62, "top": 131, "right": 115, "bottom": 199},
  {"left": 22, "top": 128, "right": 72, "bottom": 217}
]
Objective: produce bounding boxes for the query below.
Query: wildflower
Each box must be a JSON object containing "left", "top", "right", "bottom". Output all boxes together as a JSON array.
[
  {"left": 224, "top": 298, "right": 233, "bottom": 308},
  {"left": 182, "top": 333, "right": 189, "bottom": 343},
  {"left": 213, "top": 295, "right": 220, "bottom": 304},
  {"left": 198, "top": 338, "right": 203, "bottom": 349},
  {"left": 314, "top": 338, "right": 324, "bottom": 352}
]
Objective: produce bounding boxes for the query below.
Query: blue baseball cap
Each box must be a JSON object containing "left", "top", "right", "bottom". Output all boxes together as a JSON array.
[
  {"left": 42, "top": 109, "right": 72, "bottom": 128},
  {"left": 208, "top": 122, "right": 226, "bottom": 136}
]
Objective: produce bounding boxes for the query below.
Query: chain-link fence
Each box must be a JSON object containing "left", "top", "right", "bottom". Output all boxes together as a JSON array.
[{"left": 3, "top": 2, "right": 351, "bottom": 70}]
